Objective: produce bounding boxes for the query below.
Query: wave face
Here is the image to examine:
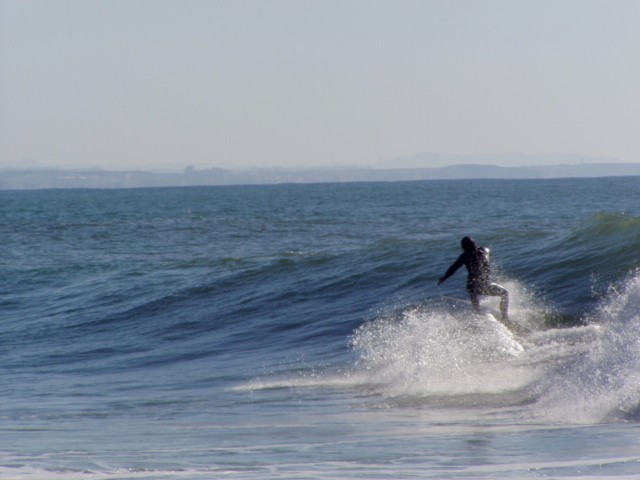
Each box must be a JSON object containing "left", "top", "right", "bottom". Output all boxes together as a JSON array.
[{"left": 1, "top": 177, "right": 640, "bottom": 478}]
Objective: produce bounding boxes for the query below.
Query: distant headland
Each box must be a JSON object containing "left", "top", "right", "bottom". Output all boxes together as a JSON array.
[{"left": 1, "top": 161, "right": 639, "bottom": 190}]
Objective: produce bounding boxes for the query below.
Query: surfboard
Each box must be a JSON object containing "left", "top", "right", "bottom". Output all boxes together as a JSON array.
[{"left": 442, "top": 296, "right": 506, "bottom": 322}]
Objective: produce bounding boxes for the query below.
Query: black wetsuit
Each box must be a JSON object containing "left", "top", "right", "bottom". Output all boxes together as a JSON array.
[
  {"left": 443, "top": 246, "right": 491, "bottom": 295},
  {"left": 440, "top": 243, "right": 509, "bottom": 319}
]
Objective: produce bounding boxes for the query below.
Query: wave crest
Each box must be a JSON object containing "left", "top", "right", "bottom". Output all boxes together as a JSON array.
[
  {"left": 350, "top": 307, "right": 527, "bottom": 399},
  {"left": 534, "top": 270, "right": 640, "bottom": 423}
]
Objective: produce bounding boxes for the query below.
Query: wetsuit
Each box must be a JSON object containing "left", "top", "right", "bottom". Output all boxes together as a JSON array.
[{"left": 439, "top": 238, "right": 509, "bottom": 320}]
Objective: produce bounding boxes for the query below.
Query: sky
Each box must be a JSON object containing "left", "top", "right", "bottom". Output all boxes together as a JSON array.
[{"left": 1, "top": 0, "right": 639, "bottom": 171}]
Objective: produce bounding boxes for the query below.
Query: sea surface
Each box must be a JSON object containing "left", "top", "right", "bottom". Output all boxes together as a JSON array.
[{"left": 1, "top": 177, "right": 640, "bottom": 479}]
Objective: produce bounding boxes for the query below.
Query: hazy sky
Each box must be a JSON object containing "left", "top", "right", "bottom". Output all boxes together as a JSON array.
[{"left": 2, "top": 0, "right": 639, "bottom": 170}]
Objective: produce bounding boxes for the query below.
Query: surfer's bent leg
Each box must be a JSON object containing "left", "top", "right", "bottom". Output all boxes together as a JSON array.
[{"left": 486, "top": 283, "right": 509, "bottom": 320}]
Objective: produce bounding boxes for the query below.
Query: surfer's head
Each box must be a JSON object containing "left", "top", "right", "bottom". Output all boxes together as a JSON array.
[{"left": 461, "top": 236, "right": 476, "bottom": 252}]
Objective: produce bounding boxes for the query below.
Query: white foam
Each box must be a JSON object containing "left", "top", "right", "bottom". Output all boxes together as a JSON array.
[
  {"left": 349, "top": 306, "right": 534, "bottom": 399},
  {"left": 534, "top": 271, "right": 640, "bottom": 423},
  {"left": 230, "top": 371, "right": 371, "bottom": 392},
  {"left": 0, "top": 465, "right": 222, "bottom": 480}
]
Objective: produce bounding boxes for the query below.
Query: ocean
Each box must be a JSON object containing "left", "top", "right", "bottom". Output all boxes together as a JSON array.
[{"left": 1, "top": 176, "right": 640, "bottom": 479}]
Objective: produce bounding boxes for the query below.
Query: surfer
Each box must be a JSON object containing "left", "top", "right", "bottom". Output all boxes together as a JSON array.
[{"left": 438, "top": 236, "right": 509, "bottom": 320}]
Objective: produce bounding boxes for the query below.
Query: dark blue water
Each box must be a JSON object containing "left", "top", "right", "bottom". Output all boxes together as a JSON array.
[{"left": 2, "top": 177, "right": 640, "bottom": 479}]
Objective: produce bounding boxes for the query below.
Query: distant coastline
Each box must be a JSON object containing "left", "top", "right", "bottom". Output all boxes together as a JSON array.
[{"left": 1, "top": 162, "right": 639, "bottom": 190}]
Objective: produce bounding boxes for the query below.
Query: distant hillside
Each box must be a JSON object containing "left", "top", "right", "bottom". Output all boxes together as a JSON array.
[
  {"left": 1, "top": 163, "right": 639, "bottom": 189},
  {"left": 420, "top": 162, "right": 640, "bottom": 179},
  {"left": 384, "top": 153, "right": 622, "bottom": 169}
]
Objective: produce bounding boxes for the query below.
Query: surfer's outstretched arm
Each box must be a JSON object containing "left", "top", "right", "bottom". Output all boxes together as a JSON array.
[{"left": 438, "top": 254, "right": 465, "bottom": 285}]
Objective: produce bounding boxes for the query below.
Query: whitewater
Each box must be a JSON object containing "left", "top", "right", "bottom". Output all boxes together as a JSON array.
[{"left": 1, "top": 177, "right": 640, "bottom": 479}]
